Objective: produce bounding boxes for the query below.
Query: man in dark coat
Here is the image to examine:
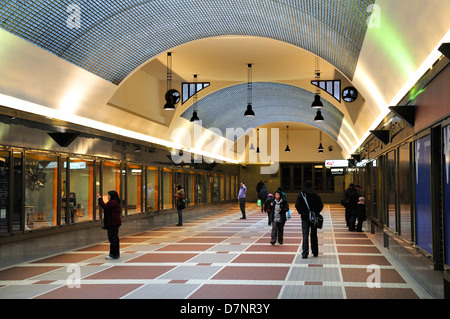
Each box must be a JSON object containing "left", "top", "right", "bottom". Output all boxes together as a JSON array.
[
  {"left": 258, "top": 184, "right": 268, "bottom": 212},
  {"left": 295, "top": 180, "right": 323, "bottom": 258}
]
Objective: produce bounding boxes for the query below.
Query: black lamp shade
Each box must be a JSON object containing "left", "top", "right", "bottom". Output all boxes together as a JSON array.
[
  {"left": 311, "top": 94, "right": 323, "bottom": 108},
  {"left": 285, "top": 145, "right": 290, "bottom": 152},
  {"left": 190, "top": 111, "right": 200, "bottom": 122},
  {"left": 244, "top": 104, "right": 255, "bottom": 117},
  {"left": 318, "top": 143, "right": 324, "bottom": 153},
  {"left": 314, "top": 110, "right": 324, "bottom": 122}
]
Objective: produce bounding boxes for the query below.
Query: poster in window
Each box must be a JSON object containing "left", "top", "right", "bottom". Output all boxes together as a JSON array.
[{"left": 415, "top": 134, "right": 432, "bottom": 255}]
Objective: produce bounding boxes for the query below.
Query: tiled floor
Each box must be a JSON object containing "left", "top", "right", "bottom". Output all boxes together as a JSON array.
[{"left": 0, "top": 204, "right": 433, "bottom": 299}]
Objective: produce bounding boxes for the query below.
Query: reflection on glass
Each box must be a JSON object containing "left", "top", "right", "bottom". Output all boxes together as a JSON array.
[
  {"left": 127, "top": 164, "right": 142, "bottom": 215},
  {"left": 0, "top": 149, "right": 10, "bottom": 234},
  {"left": 399, "top": 144, "right": 412, "bottom": 241},
  {"left": 163, "top": 169, "right": 172, "bottom": 209},
  {"left": 102, "top": 161, "right": 121, "bottom": 214},
  {"left": 386, "top": 151, "right": 396, "bottom": 230},
  {"left": 145, "top": 167, "right": 157, "bottom": 212},
  {"left": 68, "top": 158, "right": 94, "bottom": 223},
  {"left": 25, "top": 152, "right": 58, "bottom": 230}
]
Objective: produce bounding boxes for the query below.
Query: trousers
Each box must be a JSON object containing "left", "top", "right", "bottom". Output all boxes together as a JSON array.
[
  {"left": 301, "top": 218, "right": 318, "bottom": 257},
  {"left": 271, "top": 220, "right": 285, "bottom": 244},
  {"left": 239, "top": 198, "right": 246, "bottom": 218},
  {"left": 107, "top": 225, "right": 120, "bottom": 258}
]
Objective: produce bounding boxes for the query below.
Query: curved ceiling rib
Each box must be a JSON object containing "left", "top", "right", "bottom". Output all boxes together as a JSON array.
[
  {"left": 0, "top": 0, "right": 374, "bottom": 84},
  {"left": 180, "top": 82, "right": 344, "bottom": 142}
]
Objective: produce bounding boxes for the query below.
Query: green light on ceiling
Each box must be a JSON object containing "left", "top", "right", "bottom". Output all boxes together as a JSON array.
[{"left": 369, "top": 10, "right": 416, "bottom": 79}]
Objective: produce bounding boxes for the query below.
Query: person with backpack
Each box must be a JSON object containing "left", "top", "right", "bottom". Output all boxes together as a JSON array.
[{"left": 295, "top": 180, "right": 323, "bottom": 258}]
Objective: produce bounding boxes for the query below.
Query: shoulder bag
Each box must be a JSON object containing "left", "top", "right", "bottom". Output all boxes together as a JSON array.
[{"left": 301, "top": 192, "right": 324, "bottom": 229}]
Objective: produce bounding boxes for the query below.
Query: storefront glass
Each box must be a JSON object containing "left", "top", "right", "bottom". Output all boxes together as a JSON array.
[{"left": 25, "top": 152, "right": 58, "bottom": 230}]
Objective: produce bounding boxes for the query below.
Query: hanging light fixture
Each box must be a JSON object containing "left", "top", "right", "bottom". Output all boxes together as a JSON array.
[
  {"left": 164, "top": 52, "right": 180, "bottom": 110},
  {"left": 311, "top": 56, "right": 323, "bottom": 109},
  {"left": 318, "top": 131, "right": 324, "bottom": 153},
  {"left": 285, "top": 125, "right": 290, "bottom": 152},
  {"left": 244, "top": 63, "right": 255, "bottom": 117},
  {"left": 314, "top": 110, "right": 324, "bottom": 122},
  {"left": 256, "top": 128, "right": 260, "bottom": 153},
  {"left": 190, "top": 74, "right": 200, "bottom": 122}
]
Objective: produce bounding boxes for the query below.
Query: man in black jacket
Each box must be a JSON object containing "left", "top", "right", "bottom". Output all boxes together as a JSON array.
[{"left": 295, "top": 180, "right": 324, "bottom": 258}]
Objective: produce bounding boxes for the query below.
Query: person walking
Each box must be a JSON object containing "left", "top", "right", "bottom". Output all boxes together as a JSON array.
[
  {"left": 356, "top": 196, "right": 366, "bottom": 232},
  {"left": 175, "top": 184, "right": 185, "bottom": 226},
  {"left": 264, "top": 193, "right": 274, "bottom": 225},
  {"left": 98, "top": 190, "right": 122, "bottom": 260},
  {"left": 295, "top": 180, "right": 323, "bottom": 259},
  {"left": 258, "top": 184, "right": 268, "bottom": 212},
  {"left": 347, "top": 184, "right": 360, "bottom": 231},
  {"left": 237, "top": 182, "right": 247, "bottom": 219},
  {"left": 269, "top": 191, "right": 289, "bottom": 245}
]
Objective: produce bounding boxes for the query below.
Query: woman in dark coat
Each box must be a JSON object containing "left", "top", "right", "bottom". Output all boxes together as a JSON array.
[
  {"left": 269, "top": 191, "right": 289, "bottom": 245},
  {"left": 98, "top": 191, "right": 122, "bottom": 260}
]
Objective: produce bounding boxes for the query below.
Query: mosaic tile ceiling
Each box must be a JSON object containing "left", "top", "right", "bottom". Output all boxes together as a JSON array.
[{"left": 0, "top": 0, "right": 374, "bottom": 84}]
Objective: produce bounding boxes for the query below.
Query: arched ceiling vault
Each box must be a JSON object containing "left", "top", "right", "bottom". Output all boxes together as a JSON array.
[
  {"left": 0, "top": 0, "right": 374, "bottom": 84},
  {"left": 180, "top": 82, "right": 344, "bottom": 142}
]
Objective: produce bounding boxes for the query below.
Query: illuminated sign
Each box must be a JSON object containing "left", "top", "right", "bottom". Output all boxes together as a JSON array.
[{"left": 324, "top": 159, "right": 348, "bottom": 168}]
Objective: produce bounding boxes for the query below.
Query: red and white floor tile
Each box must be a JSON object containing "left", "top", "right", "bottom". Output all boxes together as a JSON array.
[{"left": 0, "top": 204, "right": 432, "bottom": 299}]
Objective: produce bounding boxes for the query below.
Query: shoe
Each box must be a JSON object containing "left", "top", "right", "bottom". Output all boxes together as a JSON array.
[
  {"left": 279, "top": 242, "right": 283, "bottom": 245},
  {"left": 240, "top": 217, "right": 246, "bottom": 219},
  {"left": 302, "top": 254, "right": 308, "bottom": 259},
  {"left": 270, "top": 241, "right": 275, "bottom": 245},
  {"left": 176, "top": 224, "right": 182, "bottom": 226},
  {"left": 313, "top": 254, "right": 318, "bottom": 257},
  {"left": 105, "top": 255, "right": 119, "bottom": 260}
]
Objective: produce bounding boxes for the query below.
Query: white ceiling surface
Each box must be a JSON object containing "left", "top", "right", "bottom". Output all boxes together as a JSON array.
[{"left": 0, "top": 0, "right": 449, "bottom": 163}]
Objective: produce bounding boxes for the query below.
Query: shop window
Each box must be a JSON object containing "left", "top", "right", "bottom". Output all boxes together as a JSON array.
[
  {"left": 187, "top": 172, "right": 194, "bottom": 205},
  {"left": 0, "top": 149, "right": 10, "bottom": 234},
  {"left": 102, "top": 161, "right": 122, "bottom": 214},
  {"left": 399, "top": 143, "right": 412, "bottom": 241},
  {"left": 25, "top": 152, "right": 58, "bottom": 230},
  {"left": 145, "top": 167, "right": 158, "bottom": 212},
  {"left": 162, "top": 169, "right": 173, "bottom": 209},
  {"left": 386, "top": 150, "right": 396, "bottom": 231},
  {"left": 212, "top": 174, "right": 219, "bottom": 203},
  {"left": 67, "top": 157, "right": 95, "bottom": 223},
  {"left": 415, "top": 135, "right": 432, "bottom": 255},
  {"left": 127, "top": 164, "right": 142, "bottom": 215}
]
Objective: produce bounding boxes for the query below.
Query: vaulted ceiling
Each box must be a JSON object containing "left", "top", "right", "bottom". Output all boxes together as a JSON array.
[{"left": 0, "top": 0, "right": 449, "bottom": 162}]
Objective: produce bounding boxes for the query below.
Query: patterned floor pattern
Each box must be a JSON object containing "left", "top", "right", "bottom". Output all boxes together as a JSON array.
[{"left": 0, "top": 204, "right": 433, "bottom": 299}]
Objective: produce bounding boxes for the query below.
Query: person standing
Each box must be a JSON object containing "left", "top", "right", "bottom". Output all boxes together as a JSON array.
[
  {"left": 264, "top": 193, "right": 274, "bottom": 225},
  {"left": 347, "top": 185, "right": 360, "bottom": 231},
  {"left": 269, "top": 191, "right": 289, "bottom": 245},
  {"left": 237, "top": 182, "right": 247, "bottom": 219},
  {"left": 258, "top": 184, "right": 268, "bottom": 212},
  {"left": 295, "top": 180, "right": 323, "bottom": 258},
  {"left": 356, "top": 196, "right": 366, "bottom": 232},
  {"left": 343, "top": 183, "right": 354, "bottom": 226},
  {"left": 175, "top": 184, "right": 185, "bottom": 226},
  {"left": 98, "top": 191, "right": 122, "bottom": 260}
]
